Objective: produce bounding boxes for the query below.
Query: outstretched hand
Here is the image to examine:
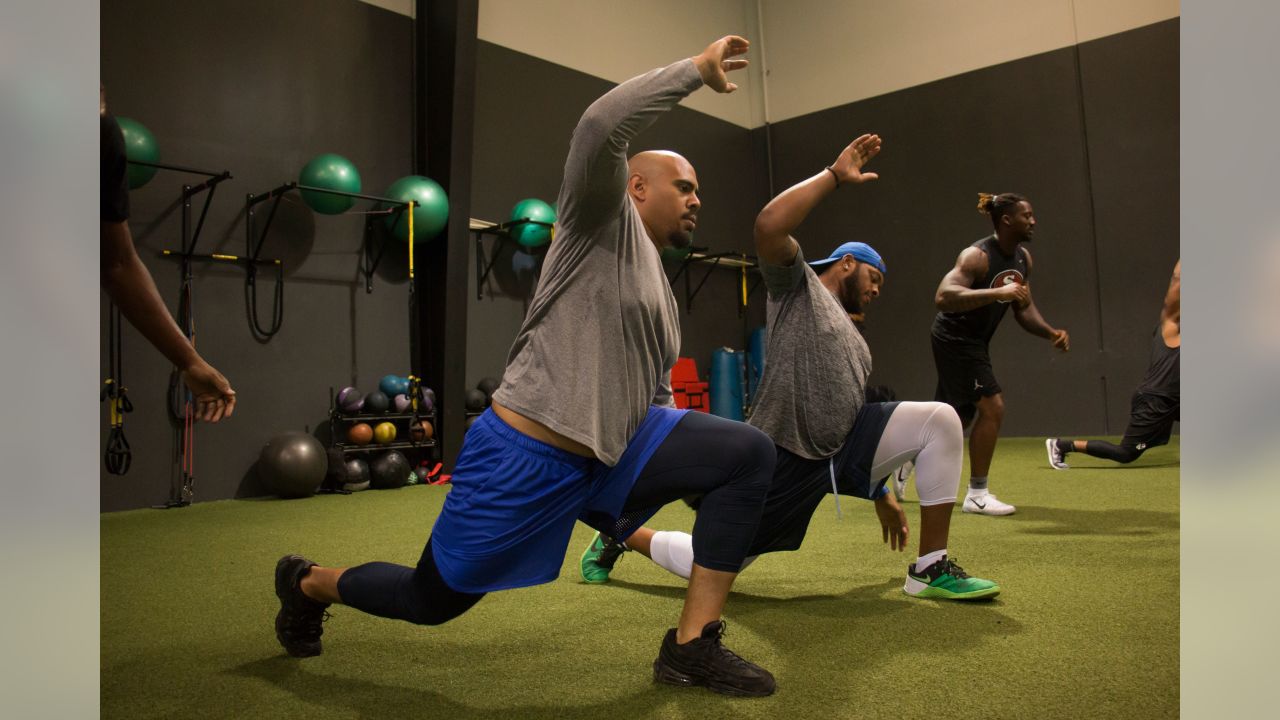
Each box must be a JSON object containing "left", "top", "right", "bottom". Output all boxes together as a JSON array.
[
  {"left": 830, "top": 134, "right": 882, "bottom": 185},
  {"left": 693, "top": 36, "right": 750, "bottom": 93},
  {"left": 874, "top": 491, "right": 909, "bottom": 552},
  {"left": 1051, "top": 328, "right": 1070, "bottom": 352},
  {"left": 183, "top": 359, "right": 237, "bottom": 423}
]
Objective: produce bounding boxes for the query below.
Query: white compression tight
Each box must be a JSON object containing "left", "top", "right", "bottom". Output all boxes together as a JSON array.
[{"left": 645, "top": 401, "right": 963, "bottom": 580}]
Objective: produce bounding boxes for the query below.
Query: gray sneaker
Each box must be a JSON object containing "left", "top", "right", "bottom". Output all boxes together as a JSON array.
[{"left": 1046, "top": 438, "right": 1069, "bottom": 470}]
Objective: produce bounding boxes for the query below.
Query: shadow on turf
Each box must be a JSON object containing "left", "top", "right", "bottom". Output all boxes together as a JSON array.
[
  {"left": 231, "top": 578, "right": 1022, "bottom": 715},
  {"left": 602, "top": 577, "right": 1021, "bottom": 655},
  {"left": 1064, "top": 460, "right": 1181, "bottom": 469},
  {"left": 230, "top": 655, "right": 687, "bottom": 719},
  {"left": 1006, "top": 505, "right": 1179, "bottom": 536}
]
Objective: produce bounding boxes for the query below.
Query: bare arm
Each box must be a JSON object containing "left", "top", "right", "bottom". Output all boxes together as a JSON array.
[
  {"left": 934, "top": 248, "right": 1024, "bottom": 312},
  {"left": 102, "top": 221, "right": 237, "bottom": 421},
  {"left": 1161, "top": 260, "right": 1180, "bottom": 345},
  {"left": 1011, "top": 250, "right": 1069, "bottom": 350},
  {"left": 1012, "top": 289, "right": 1058, "bottom": 339},
  {"left": 754, "top": 134, "right": 881, "bottom": 267},
  {"left": 874, "top": 490, "right": 909, "bottom": 552}
]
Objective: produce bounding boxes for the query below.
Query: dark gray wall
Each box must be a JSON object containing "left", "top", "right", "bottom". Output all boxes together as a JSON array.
[
  {"left": 764, "top": 19, "right": 1178, "bottom": 436},
  {"left": 101, "top": 0, "right": 415, "bottom": 511},
  {"left": 466, "top": 42, "right": 769, "bottom": 388}
]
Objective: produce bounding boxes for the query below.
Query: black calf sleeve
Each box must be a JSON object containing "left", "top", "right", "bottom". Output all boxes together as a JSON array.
[
  {"left": 337, "top": 539, "right": 485, "bottom": 626},
  {"left": 1083, "top": 440, "right": 1145, "bottom": 464}
]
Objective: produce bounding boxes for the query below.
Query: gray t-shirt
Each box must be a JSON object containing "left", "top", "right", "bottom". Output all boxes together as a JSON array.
[
  {"left": 748, "top": 248, "right": 873, "bottom": 459},
  {"left": 492, "top": 59, "right": 702, "bottom": 466}
]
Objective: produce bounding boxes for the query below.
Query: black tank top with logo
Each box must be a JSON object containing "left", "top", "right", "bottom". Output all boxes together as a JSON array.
[
  {"left": 931, "top": 235, "right": 1029, "bottom": 345},
  {"left": 1137, "top": 324, "right": 1180, "bottom": 400}
]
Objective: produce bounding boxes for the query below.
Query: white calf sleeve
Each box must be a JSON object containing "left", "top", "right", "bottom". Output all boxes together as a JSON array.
[
  {"left": 870, "top": 401, "right": 962, "bottom": 506},
  {"left": 649, "top": 531, "right": 694, "bottom": 580},
  {"left": 648, "top": 531, "right": 758, "bottom": 580}
]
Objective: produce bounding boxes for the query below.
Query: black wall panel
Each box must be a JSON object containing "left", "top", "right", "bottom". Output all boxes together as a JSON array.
[{"left": 101, "top": 0, "right": 415, "bottom": 510}]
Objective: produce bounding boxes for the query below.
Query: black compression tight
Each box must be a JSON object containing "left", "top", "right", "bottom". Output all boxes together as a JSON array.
[
  {"left": 617, "top": 410, "right": 774, "bottom": 572},
  {"left": 334, "top": 412, "right": 774, "bottom": 626},
  {"left": 1081, "top": 440, "right": 1145, "bottom": 464}
]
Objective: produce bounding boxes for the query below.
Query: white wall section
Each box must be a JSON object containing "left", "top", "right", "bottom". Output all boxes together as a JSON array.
[
  {"left": 759, "top": 0, "right": 1179, "bottom": 122},
  {"left": 478, "top": 0, "right": 765, "bottom": 128},
  {"left": 362, "top": 0, "right": 1177, "bottom": 126}
]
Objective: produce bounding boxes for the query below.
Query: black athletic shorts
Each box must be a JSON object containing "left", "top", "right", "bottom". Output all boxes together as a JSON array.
[
  {"left": 931, "top": 336, "right": 1000, "bottom": 419},
  {"left": 748, "top": 402, "right": 899, "bottom": 556},
  {"left": 1120, "top": 391, "right": 1179, "bottom": 451}
]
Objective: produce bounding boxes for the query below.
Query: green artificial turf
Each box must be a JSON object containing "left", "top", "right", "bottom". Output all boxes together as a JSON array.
[{"left": 102, "top": 437, "right": 1178, "bottom": 719}]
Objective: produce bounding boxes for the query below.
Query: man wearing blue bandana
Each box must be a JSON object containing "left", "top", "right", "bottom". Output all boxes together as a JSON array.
[{"left": 583, "top": 135, "right": 1000, "bottom": 601}]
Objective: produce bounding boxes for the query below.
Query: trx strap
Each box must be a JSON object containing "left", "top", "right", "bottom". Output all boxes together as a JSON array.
[{"left": 101, "top": 302, "right": 134, "bottom": 475}]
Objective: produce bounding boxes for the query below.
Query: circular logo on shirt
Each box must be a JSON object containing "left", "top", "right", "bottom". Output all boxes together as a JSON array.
[{"left": 990, "top": 269, "right": 1025, "bottom": 304}]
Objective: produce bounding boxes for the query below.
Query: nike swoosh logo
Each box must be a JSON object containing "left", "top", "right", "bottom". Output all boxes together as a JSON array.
[{"left": 971, "top": 500, "right": 986, "bottom": 509}]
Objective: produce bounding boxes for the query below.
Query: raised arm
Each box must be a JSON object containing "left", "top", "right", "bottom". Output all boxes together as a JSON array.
[
  {"left": 934, "top": 247, "right": 1024, "bottom": 312},
  {"left": 753, "top": 134, "right": 881, "bottom": 267},
  {"left": 1011, "top": 250, "right": 1069, "bottom": 351},
  {"left": 557, "top": 36, "right": 748, "bottom": 233}
]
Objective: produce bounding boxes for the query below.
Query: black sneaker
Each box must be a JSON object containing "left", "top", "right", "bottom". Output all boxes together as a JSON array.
[
  {"left": 652, "top": 620, "right": 776, "bottom": 697},
  {"left": 274, "top": 554, "right": 331, "bottom": 658}
]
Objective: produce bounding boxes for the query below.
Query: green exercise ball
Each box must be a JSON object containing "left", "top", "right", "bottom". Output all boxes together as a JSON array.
[
  {"left": 382, "top": 175, "right": 449, "bottom": 242},
  {"left": 299, "top": 153, "right": 362, "bottom": 215},
  {"left": 508, "top": 198, "right": 556, "bottom": 248},
  {"left": 116, "top": 116, "right": 159, "bottom": 190}
]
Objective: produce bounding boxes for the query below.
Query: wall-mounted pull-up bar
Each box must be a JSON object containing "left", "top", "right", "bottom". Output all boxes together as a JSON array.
[
  {"left": 127, "top": 158, "right": 233, "bottom": 510},
  {"left": 242, "top": 183, "right": 416, "bottom": 340},
  {"left": 469, "top": 217, "right": 553, "bottom": 300}
]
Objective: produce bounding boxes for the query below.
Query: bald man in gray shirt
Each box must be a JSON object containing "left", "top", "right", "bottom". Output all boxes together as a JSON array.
[{"left": 275, "top": 36, "right": 780, "bottom": 698}]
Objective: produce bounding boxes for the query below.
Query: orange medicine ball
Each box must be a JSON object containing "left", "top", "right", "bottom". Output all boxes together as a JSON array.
[{"left": 347, "top": 423, "right": 374, "bottom": 445}]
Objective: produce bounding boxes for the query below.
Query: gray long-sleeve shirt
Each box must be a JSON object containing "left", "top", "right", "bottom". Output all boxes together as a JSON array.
[{"left": 492, "top": 59, "right": 703, "bottom": 466}]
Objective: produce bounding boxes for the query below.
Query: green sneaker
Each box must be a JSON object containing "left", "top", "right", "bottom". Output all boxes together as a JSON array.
[
  {"left": 580, "top": 532, "right": 627, "bottom": 584},
  {"left": 903, "top": 558, "right": 1000, "bottom": 600}
]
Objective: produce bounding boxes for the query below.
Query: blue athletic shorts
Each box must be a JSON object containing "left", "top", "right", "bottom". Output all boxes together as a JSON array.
[{"left": 430, "top": 405, "right": 686, "bottom": 593}]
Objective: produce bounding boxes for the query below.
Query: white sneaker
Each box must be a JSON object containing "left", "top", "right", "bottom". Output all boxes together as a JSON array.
[
  {"left": 892, "top": 461, "right": 914, "bottom": 502},
  {"left": 1045, "top": 438, "right": 1069, "bottom": 470},
  {"left": 963, "top": 490, "right": 1015, "bottom": 516}
]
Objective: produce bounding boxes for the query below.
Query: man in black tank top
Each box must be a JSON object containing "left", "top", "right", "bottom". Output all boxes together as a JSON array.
[
  {"left": 930, "top": 193, "right": 1070, "bottom": 516},
  {"left": 1047, "top": 262, "right": 1180, "bottom": 467}
]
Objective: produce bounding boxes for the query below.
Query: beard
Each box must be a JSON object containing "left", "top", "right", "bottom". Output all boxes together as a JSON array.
[
  {"left": 668, "top": 229, "right": 694, "bottom": 249},
  {"left": 840, "top": 273, "right": 865, "bottom": 314}
]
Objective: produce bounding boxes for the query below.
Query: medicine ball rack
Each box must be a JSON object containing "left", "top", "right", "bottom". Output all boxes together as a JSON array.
[
  {"left": 470, "top": 217, "right": 553, "bottom": 300},
  {"left": 326, "top": 386, "right": 438, "bottom": 457}
]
